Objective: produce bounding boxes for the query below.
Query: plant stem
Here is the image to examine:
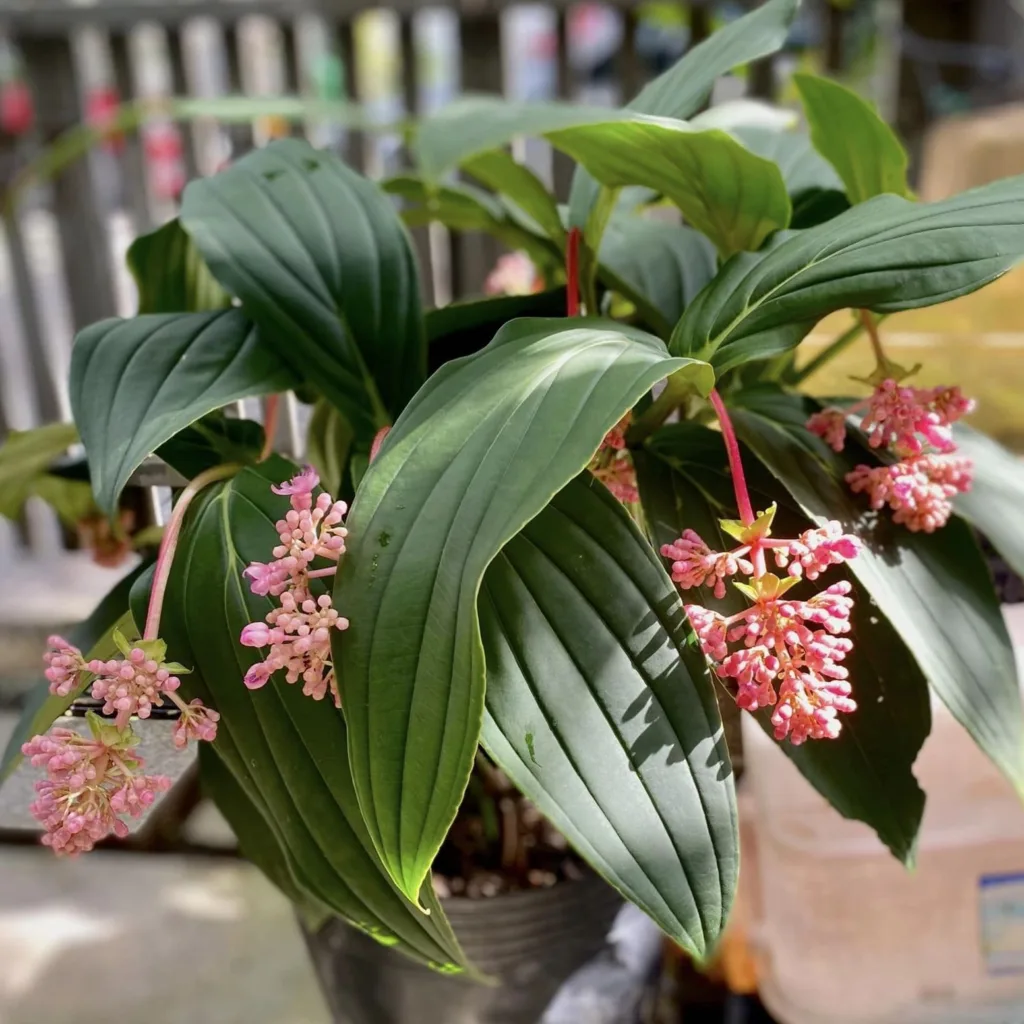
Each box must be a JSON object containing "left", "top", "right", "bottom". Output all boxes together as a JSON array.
[
  {"left": 260, "top": 395, "right": 280, "bottom": 462},
  {"left": 788, "top": 319, "right": 865, "bottom": 384},
  {"left": 566, "top": 227, "right": 581, "bottom": 317},
  {"left": 860, "top": 309, "right": 885, "bottom": 365},
  {"left": 144, "top": 464, "right": 239, "bottom": 640},
  {"left": 708, "top": 389, "right": 754, "bottom": 527}
]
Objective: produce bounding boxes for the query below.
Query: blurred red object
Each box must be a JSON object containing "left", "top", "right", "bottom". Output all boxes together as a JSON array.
[
  {"left": 0, "top": 79, "right": 34, "bottom": 136},
  {"left": 86, "top": 86, "right": 124, "bottom": 153},
  {"left": 143, "top": 121, "right": 187, "bottom": 200}
]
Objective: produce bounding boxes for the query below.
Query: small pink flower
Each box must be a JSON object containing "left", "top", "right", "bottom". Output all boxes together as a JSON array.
[
  {"left": 806, "top": 409, "right": 848, "bottom": 452},
  {"left": 685, "top": 604, "right": 729, "bottom": 662},
  {"left": 769, "top": 522, "right": 861, "bottom": 580},
  {"left": 590, "top": 453, "right": 639, "bottom": 504},
  {"left": 244, "top": 662, "right": 273, "bottom": 690},
  {"left": 172, "top": 699, "right": 220, "bottom": 748},
  {"left": 925, "top": 385, "right": 975, "bottom": 425},
  {"left": 87, "top": 647, "right": 181, "bottom": 729},
  {"left": 601, "top": 413, "right": 631, "bottom": 452},
  {"left": 272, "top": 465, "right": 320, "bottom": 498},
  {"left": 22, "top": 720, "right": 170, "bottom": 856},
  {"left": 43, "top": 635, "right": 86, "bottom": 697},
  {"left": 661, "top": 530, "right": 752, "bottom": 599},
  {"left": 846, "top": 454, "right": 973, "bottom": 533},
  {"left": 484, "top": 252, "right": 542, "bottom": 296}
]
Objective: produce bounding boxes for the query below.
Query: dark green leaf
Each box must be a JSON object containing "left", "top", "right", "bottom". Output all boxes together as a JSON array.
[
  {"left": 789, "top": 188, "right": 851, "bottom": 229},
  {"left": 335, "top": 318, "right": 712, "bottom": 903},
  {"left": 157, "top": 414, "right": 266, "bottom": 481},
  {"left": 599, "top": 215, "right": 717, "bottom": 335},
  {"left": 547, "top": 117, "right": 791, "bottom": 257},
  {"left": 181, "top": 139, "right": 426, "bottom": 439},
  {"left": 480, "top": 474, "right": 737, "bottom": 956},
  {"left": 126, "top": 218, "right": 231, "bottom": 314},
  {"left": 952, "top": 425, "right": 1024, "bottom": 582},
  {"left": 198, "top": 743, "right": 332, "bottom": 932},
  {"left": 425, "top": 288, "right": 568, "bottom": 372},
  {"left": 568, "top": 0, "right": 802, "bottom": 226},
  {"left": 70, "top": 309, "right": 298, "bottom": 515},
  {"left": 794, "top": 73, "right": 910, "bottom": 204},
  {"left": 636, "top": 427, "right": 929, "bottom": 862},
  {"left": 143, "top": 460, "right": 469, "bottom": 970},
  {"left": 305, "top": 399, "right": 353, "bottom": 497},
  {"left": 463, "top": 148, "right": 566, "bottom": 245},
  {"left": 728, "top": 388, "right": 1024, "bottom": 795},
  {"left": 1, "top": 563, "right": 150, "bottom": 781},
  {"left": 671, "top": 177, "right": 1024, "bottom": 370}
]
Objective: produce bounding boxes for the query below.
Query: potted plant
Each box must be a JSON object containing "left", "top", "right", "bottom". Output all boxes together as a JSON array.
[{"left": 4, "top": 0, "right": 1024, "bottom": 1020}]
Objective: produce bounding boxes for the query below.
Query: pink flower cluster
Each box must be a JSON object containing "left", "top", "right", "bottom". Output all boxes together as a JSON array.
[
  {"left": 808, "top": 377, "right": 974, "bottom": 533},
  {"left": 661, "top": 510, "right": 860, "bottom": 744},
  {"left": 22, "top": 716, "right": 171, "bottom": 856},
  {"left": 590, "top": 412, "right": 639, "bottom": 504},
  {"left": 484, "top": 251, "right": 543, "bottom": 297},
  {"left": 240, "top": 467, "right": 350, "bottom": 706}
]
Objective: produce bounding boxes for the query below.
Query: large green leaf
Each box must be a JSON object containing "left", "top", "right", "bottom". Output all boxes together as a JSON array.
[
  {"left": 671, "top": 176, "right": 1024, "bottom": 370},
  {"left": 198, "top": 743, "right": 332, "bottom": 932},
  {"left": 568, "top": 0, "right": 802, "bottom": 226},
  {"left": 70, "top": 309, "right": 298, "bottom": 515},
  {"left": 334, "top": 318, "right": 713, "bottom": 903},
  {"left": 126, "top": 218, "right": 231, "bottom": 314},
  {"left": 547, "top": 117, "right": 791, "bottom": 257},
  {"left": 599, "top": 215, "right": 717, "bottom": 336},
  {"left": 635, "top": 431, "right": 929, "bottom": 862},
  {"left": 462, "top": 148, "right": 566, "bottom": 246},
  {"left": 0, "top": 564, "right": 149, "bottom": 781},
  {"left": 480, "top": 473, "right": 737, "bottom": 956},
  {"left": 181, "top": 139, "right": 426, "bottom": 440},
  {"left": 728, "top": 388, "right": 1024, "bottom": 794},
  {"left": 142, "top": 460, "right": 468, "bottom": 970},
  {"left": 794, "top": 73, "right": 910, "bottom": 204},
  {"left": 157, "top": 414, "right": 265, "bottom": 482},
  {"left": 952, "top": 425, "right": 1024, "bottom": 581}
]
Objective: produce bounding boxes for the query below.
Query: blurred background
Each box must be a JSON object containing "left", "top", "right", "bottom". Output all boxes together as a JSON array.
[{"left": 1, "top": 2, "right": 1024, "bottom": 1022}]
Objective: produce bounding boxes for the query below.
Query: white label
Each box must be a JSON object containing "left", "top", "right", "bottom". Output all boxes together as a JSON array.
[{"left": 980, "top": 872, "right": 1024, "bottom": 974}]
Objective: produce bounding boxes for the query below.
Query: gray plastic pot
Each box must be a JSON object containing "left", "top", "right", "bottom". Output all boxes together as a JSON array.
[{"left": 301, "top": 874, "right": 624, "bottom": 1024}]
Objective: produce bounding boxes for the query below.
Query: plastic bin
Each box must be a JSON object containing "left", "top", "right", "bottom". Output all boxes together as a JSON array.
[{"left": 741, "top": 609, "right": 1024, "bottom": 1024}]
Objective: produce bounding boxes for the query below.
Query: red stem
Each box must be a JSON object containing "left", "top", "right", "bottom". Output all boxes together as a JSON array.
[
  {"left": 566, "top": 227, "right": 580, "bottom": 317},
  {"left": 260, "top": 394, "right": 280, "bottom": 462},
  {"left": 709, "top": 388, "right": 754, "bottom": 527}
]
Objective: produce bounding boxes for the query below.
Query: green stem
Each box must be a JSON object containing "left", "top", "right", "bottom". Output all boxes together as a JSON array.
[
  {"left": 787, "top": 318, "right": 866, "bottom": 385},
  {"left": 627, "top": 372, "right": 694, "bottom": 443}
]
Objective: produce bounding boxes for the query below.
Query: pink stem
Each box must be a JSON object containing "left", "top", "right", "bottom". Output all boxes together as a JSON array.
[
  {"left": 566, "top": 228, "right": 580, "bottom": 317},
  {"left": 709, "top": 389, "right": 765, "bottom": 578},
  {"left": 143, "top": 464, "right": 239, "bottom": 640},
  {"left": 260, "top": 395, "right": 280, "bottom": 462},
  {"left": 307, "top": 566, "right": 338, "bottom": 580}
]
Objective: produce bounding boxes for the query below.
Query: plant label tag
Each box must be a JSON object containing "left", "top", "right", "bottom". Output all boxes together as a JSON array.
[{"left": 980, "top": 872, "right": 1024, "bottom": 974}]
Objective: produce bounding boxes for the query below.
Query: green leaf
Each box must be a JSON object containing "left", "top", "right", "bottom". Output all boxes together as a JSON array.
[
  {"left": 728, "top": 388, "right": 1024, "bottom": 795},
  {"left": 789, "top": 188, "right": 851, "bottom": 229},
  {"left": 794, "top": 73, "right": 910, "bottom": 204},
  {"left": 27, "top": 474, "right": 97, "bottom": 527},
  {"left": 547, "top": 116, "right": 791, "bottom": 257},
  {"left": 0, "top": 564, "right": 149, "bottom": 781},
  {"left": 70, "top": 309, "right": 298, "bottom": 515},
  {"left": 334, "top": 318, "right": 712, "bottom": 903},
  {"left": 635, "top": 428, "right": 929, "bottom": 862},
  {"left": 671, "top": 177, "right": 1024, "bottom": 370},
  {"left": 141, "top": 460, "right": 469, "bottom": 971},
  {"left": 599, "top": 215, "right": 717, "bottom": 335},
  {"left": 305, "top": 399, "right": 353, "bottom": 497},
  {"left": 0, "top": 422, "right": 79, "bottom": 521},
  {"left": 568, "top": 0, "right": 802, "bottom": 226},
  {"left": 126, "top": 218, "right": 231, "bottom": 314},
  {"left": 951, "top": 425, "right": 1024, "bottom": 581},
  {"left": 181, "top": 139, "right": 426, "bottom": 440},
  {"left": 413, "top": 97, "right": 625, "bottom": 182},
  {"left": 157, "top": 414, "right": 266, "bottom": 481},
  {"left": 382, "top": 174, "right": 558, "bottom": 270},
  {"left": 198, "top": 743, "right": 333, "bottom": 932},
  {"left": 731, "top": 126, "right": 843, "bottom": 195},
  {"left": 462, "top": 148, "right": 566, "bottom": 246},
  {"left": 480, "top": 474, "right": 737, "bottom": 957}
]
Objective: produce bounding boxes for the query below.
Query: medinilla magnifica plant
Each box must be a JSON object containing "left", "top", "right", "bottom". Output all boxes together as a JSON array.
[{"left": 5, "top": 0, "right": 1024, "bottom": 973}]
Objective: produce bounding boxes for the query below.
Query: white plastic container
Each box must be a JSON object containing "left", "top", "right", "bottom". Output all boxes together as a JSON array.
[{"left": 742, "top": 610, "right": 1024, "bottom": 1024}]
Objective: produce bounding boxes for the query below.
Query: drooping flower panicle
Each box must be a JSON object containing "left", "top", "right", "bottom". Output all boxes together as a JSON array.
[
  {"left": 22, "top": 714, "right": 171, "bottom": 856},
  {"left": 240, "top": 467, "right": 350, "bottom": 706},
  {"left": 807, "top": 372, "right": 975, "bottom": 533},
  {"left": 589, "top": 411, "right": 639, "bottom": 505}
]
